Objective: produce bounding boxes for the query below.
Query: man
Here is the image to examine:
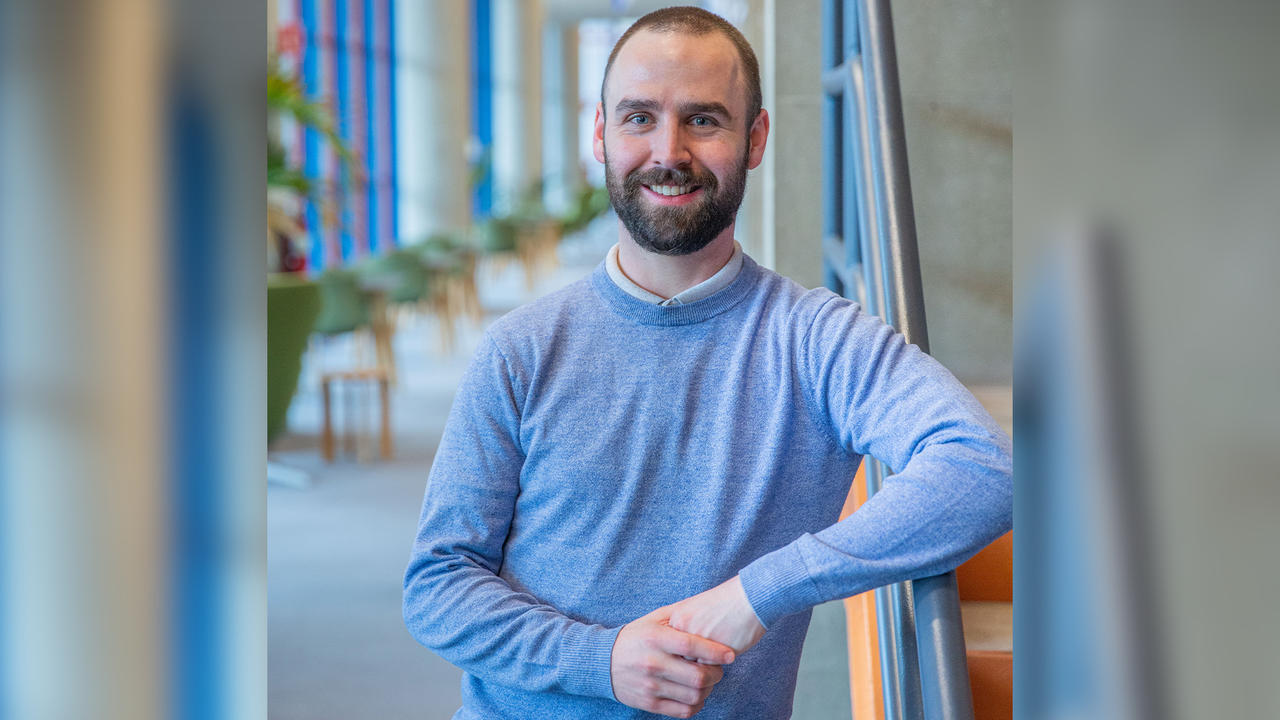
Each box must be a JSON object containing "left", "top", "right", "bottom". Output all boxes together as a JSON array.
[{"left": 404, "top": 7, "right": 1011, "bottom": 719}]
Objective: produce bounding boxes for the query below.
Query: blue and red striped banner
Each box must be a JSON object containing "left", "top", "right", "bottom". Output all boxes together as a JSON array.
[{"left": 288, "top": 0, "right": 397, "bottom": 272}]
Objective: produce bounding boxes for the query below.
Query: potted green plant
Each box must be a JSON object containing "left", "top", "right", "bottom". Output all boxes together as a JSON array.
[{"left": 267, "top": 55, "right": 362, "bottom": 446}]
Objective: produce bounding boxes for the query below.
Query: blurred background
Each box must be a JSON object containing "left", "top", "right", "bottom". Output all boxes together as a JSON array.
[{"left": 0, "top": 0, "right": 1276, "bottom": 719}]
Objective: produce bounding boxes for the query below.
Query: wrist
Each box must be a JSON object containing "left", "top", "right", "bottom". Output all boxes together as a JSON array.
[
  {"left": 739, "top": 541, "right": 823, "bottom": 629},
  {"left": 559, "top": 622, "right": 624, "bottom": 700},
  {"left": 731, "top": 575, "right": 766, "bottom": 631}
]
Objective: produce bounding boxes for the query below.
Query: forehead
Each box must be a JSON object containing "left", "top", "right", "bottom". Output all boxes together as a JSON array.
[{"left": 606, "top": 29, "right": 745, "bottom": 114}]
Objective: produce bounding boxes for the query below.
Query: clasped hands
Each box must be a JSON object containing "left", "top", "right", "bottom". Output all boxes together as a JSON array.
[{"left": 609, "top": 575, "right": 766, "bottom": 718}]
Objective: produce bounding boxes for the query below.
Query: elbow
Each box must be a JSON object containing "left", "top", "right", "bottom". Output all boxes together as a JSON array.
[
  {"left": 401, "top": 551, "right": 477, "bottom": 654},
  {"left": 402, "top": 557, "right": 439, "bottom": 650}
]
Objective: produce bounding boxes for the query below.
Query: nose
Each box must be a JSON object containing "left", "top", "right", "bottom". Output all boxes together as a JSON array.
[{"left": 650, "top": 122, "right": 692, "bottom": 170}]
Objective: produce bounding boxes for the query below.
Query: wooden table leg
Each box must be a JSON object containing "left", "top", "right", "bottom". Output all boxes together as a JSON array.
[
  {"left": 321, "top": 377, "right": 335, "bottom": 462},
  {"left": 369, "top": 291, "right": 397, "bottom": 386},
  {"left": 379, "top": 376, "right": 392, "bottom": 460}
]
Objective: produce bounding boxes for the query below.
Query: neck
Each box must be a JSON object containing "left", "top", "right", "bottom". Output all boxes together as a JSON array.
[{"left": 616, "top": 227, "right": 737, "bottom": 300}]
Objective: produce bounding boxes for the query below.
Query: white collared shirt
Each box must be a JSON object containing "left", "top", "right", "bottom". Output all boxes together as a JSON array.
[{"left": 605, "top": 241, "right": 744, "bottom": 306}]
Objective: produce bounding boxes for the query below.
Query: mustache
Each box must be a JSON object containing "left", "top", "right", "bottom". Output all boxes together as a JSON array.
[{"left": 624, "top": 166, "right": 717, "bottom": 189}]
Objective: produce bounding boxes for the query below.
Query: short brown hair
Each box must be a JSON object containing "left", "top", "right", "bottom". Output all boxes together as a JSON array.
[{"left": 600, "top": 6, "right": 762, "bottom": 130}]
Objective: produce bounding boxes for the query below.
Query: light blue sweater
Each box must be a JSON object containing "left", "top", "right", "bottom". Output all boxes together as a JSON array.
[{"left": 404, "top": 256, "right": 1012, "bottom": 719}]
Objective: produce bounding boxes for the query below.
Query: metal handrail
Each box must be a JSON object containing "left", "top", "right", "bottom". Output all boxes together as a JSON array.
[{"left": 821, "top": 0, "right": 976, "bottom": 718}]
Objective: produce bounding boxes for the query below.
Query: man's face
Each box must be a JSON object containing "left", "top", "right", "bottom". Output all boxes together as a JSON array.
[{"left": 594, "top": 30, "right": 768, "bottom": 256}]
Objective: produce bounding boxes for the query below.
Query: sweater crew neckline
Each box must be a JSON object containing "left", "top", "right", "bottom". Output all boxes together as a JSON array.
[{"left": 591, "top": 253, "right": 761, "bottom": 326}]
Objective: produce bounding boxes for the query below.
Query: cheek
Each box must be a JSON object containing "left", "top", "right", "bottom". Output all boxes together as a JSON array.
[
  {"left": 604, "top": 137, "right": 647, "bottom": 174},
  {"left": 705, "top": 143, "right": 750, "bottom": 179}
]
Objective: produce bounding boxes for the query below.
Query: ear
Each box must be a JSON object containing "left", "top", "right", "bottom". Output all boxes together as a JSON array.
[
  {"left": 592, "top": 102, "right": 607, "bottom": 164},
  {"left": 746, "top": 108, "right": 770, "bottom": 170}
]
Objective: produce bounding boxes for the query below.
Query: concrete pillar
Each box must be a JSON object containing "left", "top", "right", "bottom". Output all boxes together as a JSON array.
[
  {"left": 542, "top": 21, "right": 583, "bottom": 215},
  {"left": 761, "top": 0, "right": 824, "bottom": 289},
  {"left": 395, "top": 0, "right": 472, "bottom": 241},
  {"left": 562, "top": 24, "right": 584, "bottom": 197},
  {"left": 491, "top": 0, "right": 544, "bottom": 213},
  {"left": 268, "top": 0, "right": 278, "bottom": 46},
  {"left": 1, "top": 2, "right": 166, "bottom": 717}
]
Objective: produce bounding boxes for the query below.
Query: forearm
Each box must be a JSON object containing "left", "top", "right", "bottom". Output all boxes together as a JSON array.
[
  {"left": 402, "top": 331, "right": 622, "bottom": 700},
  {"left": 403, "top": 550, "right": 620, "bottom": 698},
  {"left": 739, "top": 294, "right": 1013, "bottom": 628},
  {"left": 739, "top": 434, "right": 1012, "bottom": 627}
]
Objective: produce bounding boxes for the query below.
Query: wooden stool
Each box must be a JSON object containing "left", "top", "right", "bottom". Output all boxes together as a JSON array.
[{"left": 320, "top": 368, "right": 392, "bottom": 462}]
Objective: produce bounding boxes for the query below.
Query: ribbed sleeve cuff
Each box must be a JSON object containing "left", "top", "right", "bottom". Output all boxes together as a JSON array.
[
  {"left": 557, "top": 623, "right": 625, "bottom": 700},
  {"left": 738, "top": 539, "right": 824, "bottom": 629}
]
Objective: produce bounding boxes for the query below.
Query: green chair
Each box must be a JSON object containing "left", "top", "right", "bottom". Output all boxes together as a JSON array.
[
  {"left": 475, "top": 216, "right": 518, "bottom": 254},
  {"left": 267, "top": 274, "right": 321, "bottom": 445},
  {"left": 313, "top": 268, "right": 371, "bottom": 335},
  {"left": 360, "top": 248, "right": 432, "bottom": 306}
]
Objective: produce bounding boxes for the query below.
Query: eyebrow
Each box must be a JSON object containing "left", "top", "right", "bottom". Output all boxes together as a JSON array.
[{"left": 614, "top": 97, "right": 733, "bottom": 121}]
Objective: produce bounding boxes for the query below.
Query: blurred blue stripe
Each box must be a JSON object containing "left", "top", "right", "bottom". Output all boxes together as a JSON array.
[
  {"left": 387, "top": 0, "right": 399, "bottom": 245},
  {"left": 473, "top": 0, "right": 493, "bottom": 218},
  {"left": 1014, "top": 261, "right": 1100, "bottom": 718},
  {"left": 302, "top": 0, "right": 324, "bottom": 271},
  {"left": 364, "top": 0, "right": 378, "bottom": 254},
  {"left": 335, "top": 0, "right": 353, "bottom": 263},
  {"left": 168, "top": 82, "right": 223, "bottom": 720},
  {"left": 0, "top": 283, "right": 7, "bottom": 720}
]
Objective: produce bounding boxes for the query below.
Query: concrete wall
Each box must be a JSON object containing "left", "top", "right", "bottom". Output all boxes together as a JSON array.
[
  {"left": 894, "top": 0, "right": 1012, "bottom": 383},
  {"left": 761, "top": 0, "right": 827, "bottom": 290},
  {"left": 746, "top": 0, "right": 1011, "bottom": 383}
]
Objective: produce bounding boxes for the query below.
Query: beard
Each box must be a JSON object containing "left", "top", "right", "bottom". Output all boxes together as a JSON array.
[{"left": 603, "top": 146, "right": 749, "bottom": 256}]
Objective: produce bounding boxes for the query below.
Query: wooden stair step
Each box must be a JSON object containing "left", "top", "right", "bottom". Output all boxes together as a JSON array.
[
  {"left": 961, "top": 601, "right": 1012, "bottom": 653},
  {"left": 963, "top": 601, "right": 1011, "bottom": 720}
]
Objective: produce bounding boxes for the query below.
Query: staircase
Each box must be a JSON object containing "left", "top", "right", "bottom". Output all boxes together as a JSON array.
[
  {"left": 840, "top": 479, "right": 1011, "bottom": 720},
  {"left": 821, "top": 0, "right": 1010, "bottom": 716},
  {"left": 956, "top": 532, "right": 1013, "bottom": 720}
]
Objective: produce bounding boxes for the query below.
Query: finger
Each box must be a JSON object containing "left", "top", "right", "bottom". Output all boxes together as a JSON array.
[
  {"left": 659, "top": 657, "right": 724, "bottom": 690},
  {"left": 655, "top": 626, "right": 735, "bottom": 665},
  {"left": 651, "top": 697, "right": 704, "bottom": 718},
  {"left": 653, "top": 677, "right": 710, "bottom": 705}
]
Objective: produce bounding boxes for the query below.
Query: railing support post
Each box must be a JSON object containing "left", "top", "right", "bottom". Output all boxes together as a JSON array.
[{"left": 912, "top": 573, "right": 974, "bottom": 720}]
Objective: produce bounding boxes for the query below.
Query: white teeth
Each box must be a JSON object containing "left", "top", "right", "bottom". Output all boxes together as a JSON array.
[{"left": 648, "top": 185, "right": 692, "bottom": 196}]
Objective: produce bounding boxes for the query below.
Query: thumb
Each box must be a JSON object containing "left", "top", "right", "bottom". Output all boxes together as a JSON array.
[{"left": 642, "top": 603, "right": 676, "bottom": 625}]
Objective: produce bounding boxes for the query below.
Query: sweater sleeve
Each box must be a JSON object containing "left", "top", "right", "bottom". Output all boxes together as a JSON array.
[
  {"left": 402, "top": 333, "right": 621, "bottom": 700},
  {"left": 738, "top": 295, "right": 1013, "bottom": 627}
]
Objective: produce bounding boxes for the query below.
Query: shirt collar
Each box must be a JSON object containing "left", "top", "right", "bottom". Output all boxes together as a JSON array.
[{"left": 605, "top": 241, "right": 744, "bottom": 306}]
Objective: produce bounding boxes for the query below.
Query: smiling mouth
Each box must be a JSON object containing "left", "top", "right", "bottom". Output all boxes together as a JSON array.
[{"left": 644, "top": 184, "right": 700, "bottom": 197}]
